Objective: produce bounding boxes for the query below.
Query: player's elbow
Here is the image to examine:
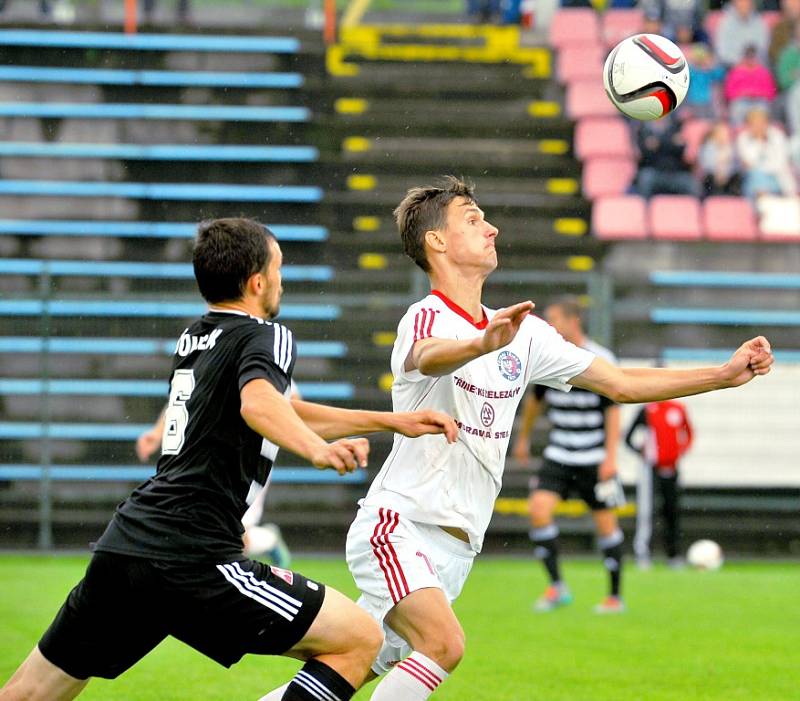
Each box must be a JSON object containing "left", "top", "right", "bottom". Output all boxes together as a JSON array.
[
  {"left": 239, "top": 400, "right": 260, "bottom": 428},
  {"left": 604, "top": 384, "right": 636, "bottom": 404}
]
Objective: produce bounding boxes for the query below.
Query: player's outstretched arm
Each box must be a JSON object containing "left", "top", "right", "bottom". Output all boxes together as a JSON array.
[
  {"left": 407, "top": 300, "right": 534, "bottom": 377},
  {"left": 241, "top": 379, "right": 369, "bottom": 474},
  {"left": 570, "top": 336, "right": 774, "bottom": 403},
  {"left": 291, "top": 400, "right": 459, "bottom": 443}
]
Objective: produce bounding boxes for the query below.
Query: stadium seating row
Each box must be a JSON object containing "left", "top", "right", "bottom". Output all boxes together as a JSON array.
[{"left": 593, "top": 194, "right": 772, "bottom": 241}]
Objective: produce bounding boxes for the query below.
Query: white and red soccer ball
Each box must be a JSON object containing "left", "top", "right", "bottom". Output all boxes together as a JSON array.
[{"left": 603, "top": 34, "right": 691, "bottom": 121}]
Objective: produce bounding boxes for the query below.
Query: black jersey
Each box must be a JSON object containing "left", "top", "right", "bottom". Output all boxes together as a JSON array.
[{"left": 95, "top": 310, "right": 296, "bottom": 562}]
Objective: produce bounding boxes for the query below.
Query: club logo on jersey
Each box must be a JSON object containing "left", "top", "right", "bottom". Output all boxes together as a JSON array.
[
  {"left": 497, "top": 350, "right": 522, "bottom": 381},
  {"left": 480, "top": 402, "right": 495, "bottom": 427},
  {"left": 270, "top": 566, "right": 294, "bottom": 585}
]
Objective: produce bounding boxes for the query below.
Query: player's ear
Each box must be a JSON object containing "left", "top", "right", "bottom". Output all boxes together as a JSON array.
[
  {"left": 425, "top": 229, "right": 446, "bottom": 254},
  {"left": 247, "top": 270, "right": 264, "bottom": 296}
]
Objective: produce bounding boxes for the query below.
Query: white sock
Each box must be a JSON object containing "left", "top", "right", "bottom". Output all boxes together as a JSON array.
[
  {"left": 369, "top": 652, "right": 448, "bottom": 700},
  {"left": 256, "top": 682, "right": 290, "bottom": 700}
]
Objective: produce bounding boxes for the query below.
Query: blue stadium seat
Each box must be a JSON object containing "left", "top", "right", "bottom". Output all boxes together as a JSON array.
[
  {"left": 0, "top": 379, "right": 354, "bottom": 400},
  {"left": 0, "top": 65, "right": 304, "bottom": 88},
  {"left": 651, "top": 308, "right": 800, "bottom": 325},
  {"left": 0, "top": 337, "right": 347, "bottom": 358},
  {"left": 0, "top": 143, "right": 319, "bottom": 162},
  {"left": 661, "top": 347, "right": 800, "bottom": 363},
  {"left": 0, "top": 181, "right": 322, "bottom": 202},
  {"left": 0, "top": 464, "right": 365, "bottom": 484},
  {"left": 0, "top": 219, "right": 328, "bottom": 241},
  {"left": 651, "top": 271, "right": 800, "bottom": 289},
  {"left": 0, "top": 259, "right": 333, "bottom": 281},
  {"left": 0, "top": 103, "right": 309, "bottom": 121},
  {"left": 0, "top": 29, "right": 300, "bottom": 53},
  {"left": 0, "top": 300, "right": 340, "bottom": 320}
]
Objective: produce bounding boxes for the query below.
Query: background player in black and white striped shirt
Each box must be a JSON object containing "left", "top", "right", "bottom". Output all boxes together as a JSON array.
[
  {"left": 513, "top": 297, "right": 627, "bottom": 614},
  {"left": 1, "top": 218, "right": 458, "bottom": 701}
]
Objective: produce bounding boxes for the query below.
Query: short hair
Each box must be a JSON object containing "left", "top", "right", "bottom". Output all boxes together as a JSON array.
[
  {"left": 393, "top": 175, "right": 476, "bottom": 272},
  {"left": 546, "top": 295, "right": 585, "bottom": 323},
  {"left": 192, "top": 218, "right": 275, "bottom": 304}
]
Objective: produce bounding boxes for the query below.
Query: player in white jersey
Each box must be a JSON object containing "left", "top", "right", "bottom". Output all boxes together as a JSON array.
[{"left": 345, "top": 177, "right": 773, "bottom": 700}]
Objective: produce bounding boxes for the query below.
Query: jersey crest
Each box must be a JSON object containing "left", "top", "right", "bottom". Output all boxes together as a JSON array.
[{"left": 497, "top": 350, "right": 522, "bottom": 381}]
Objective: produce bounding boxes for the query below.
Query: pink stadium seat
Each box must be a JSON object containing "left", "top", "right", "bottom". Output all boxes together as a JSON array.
[
  {"left": 558, "top": 44, "right": 606, "bottom": 84},
  {"left": 582, "top": 157, "right": 637, "bottom": 199},
  {"left": 649, "top": 195, "right": 702, "bottom": 240},
  {"left": 703, "top": 196, "right": 757, "bottom": 241},
  {"left": 602, "top": 8, "right": 644, "bottom": 48},
  {"left": 574, "top": 117, "right": 634, "bottom": 160},
  {"left": 592, "top": 195, "right": 648, "bottom": 239},
  {"left": 566, "top": 80, "right": 619, "bottom": 119},
  {"left": 681, "top": 118, "right": 712, "bottom": 164},
  {"left": 549, "top": 8, "right": 601, "bottom": 50}
]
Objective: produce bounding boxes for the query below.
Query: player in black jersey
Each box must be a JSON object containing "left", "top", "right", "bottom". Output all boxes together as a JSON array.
[{"left": 1, "top": 218, "right": 458, "bottom": 701}]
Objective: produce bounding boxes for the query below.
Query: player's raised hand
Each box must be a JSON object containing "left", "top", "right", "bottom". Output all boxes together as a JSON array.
[
  {"left": 392, "top": 410, "right": 459, "bottom": 443},
  {"left": 311, "top": 437, "right": 370, "bottom": 474},
  {"left": 721, "top": 336, "right": 774, "bottom": 387},
  {"left": 480, "top": 301, "right": 535, "bottom": 353}
]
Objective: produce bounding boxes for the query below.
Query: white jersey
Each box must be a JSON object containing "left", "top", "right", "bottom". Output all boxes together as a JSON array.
[{"left": 361, "top": 290, "right": 595, "bottom": 551}]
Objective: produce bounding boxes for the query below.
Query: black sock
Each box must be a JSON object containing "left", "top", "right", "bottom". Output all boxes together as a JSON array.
[
  {"left": 531, "top": 525, "right": 562, "bottom": 585},
  {"left": 599, "top": 531, "right": 624, "bottom": 598},
  {"left": 281, "top": 659, "right": 356, "bottom": 701}
]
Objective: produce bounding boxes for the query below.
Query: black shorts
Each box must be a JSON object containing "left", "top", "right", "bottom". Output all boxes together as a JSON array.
[
  {"left": 38, "top": 552, "right": 325, "bottom": 680},
  {"left": 533, "top": 458, "right": 609, "bottom": 511}
]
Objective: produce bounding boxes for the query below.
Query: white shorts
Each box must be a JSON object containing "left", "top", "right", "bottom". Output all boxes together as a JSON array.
[{"left": 345, "top": 505, "right": 476, "bottom": 674}]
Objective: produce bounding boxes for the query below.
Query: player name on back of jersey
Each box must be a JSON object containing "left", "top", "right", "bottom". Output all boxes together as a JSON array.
[{"left": 175, "top": 328, "right": 223, "bottom": 357}]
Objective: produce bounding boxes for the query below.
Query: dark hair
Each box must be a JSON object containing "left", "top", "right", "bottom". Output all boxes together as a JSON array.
[
  {"left": 393, "top": 175, "right": 476, "bottom": 272},
  {"left": 546, "top": 295, "right": 585, "bottom": 323},
  {"left": 192, "top": 218, "right": 275, "bottom": 304}
]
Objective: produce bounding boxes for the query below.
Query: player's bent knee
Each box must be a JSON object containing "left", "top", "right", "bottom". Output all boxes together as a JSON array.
[{"left": 423, "top": 629, "right": 465, "bottom": 672}]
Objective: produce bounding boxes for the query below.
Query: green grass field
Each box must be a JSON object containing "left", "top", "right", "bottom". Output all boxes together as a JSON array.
[{"left": 1, "top": 555, "right": 797, "bottom": 700}]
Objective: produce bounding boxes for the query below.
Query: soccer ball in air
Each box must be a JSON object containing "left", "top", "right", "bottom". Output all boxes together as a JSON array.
[
  {"left": 687, "top": 539, "right": 724, "bottom": 571},
  {"left": 603, "top": 34, "right": 690, "bottom": 120}
]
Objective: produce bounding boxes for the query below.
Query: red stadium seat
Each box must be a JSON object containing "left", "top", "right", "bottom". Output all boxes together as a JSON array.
[
  {"left": 757, "top": 195, "right": 800, "bottom": 241},
  {"left": 574, "top": 117, "right": 634, "bottom": 160},
  {"left": 703, "top": 196, "right": 757, "bottom": 241},
  {"left": 582, "top": 157, "right": 637, "bottom": 199},
  {"left": 549, "top": 8, "right": 600, "bottom": 50},
  {"left": 681, "top": 118, "right": 712, "bottom": 165},
  {"left": 592, "top": 195, "right": 648, "bottom": 239},
  {"left": 558, "top": 44, "right": 606, "bottom": 84},
  {"left": 602, "top": 8, "right": 644, "bottom": 48},
  {"left": 649, "top": 195, "right": 702, "bottom": 240},
  {"left": 566, "top": 80, "right": 619, "bottom": 119}
]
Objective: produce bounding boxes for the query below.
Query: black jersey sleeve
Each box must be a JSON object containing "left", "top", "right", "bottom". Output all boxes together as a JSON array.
[{"left": 237, "top": 323, "right": 296, "bottom": 394}]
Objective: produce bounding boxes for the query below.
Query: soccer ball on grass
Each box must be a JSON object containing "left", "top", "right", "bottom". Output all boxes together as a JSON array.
[
  {"left": 603, "top": 33, "right": 690, "bottom": 121},
  {"left": 687, "top": 539, "right": 724, "bottom": 571}
]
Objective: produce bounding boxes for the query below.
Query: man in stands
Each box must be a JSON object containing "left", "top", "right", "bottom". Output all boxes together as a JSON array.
[{"left": 344, "top": 176, "right": 773, "bottom": 700}]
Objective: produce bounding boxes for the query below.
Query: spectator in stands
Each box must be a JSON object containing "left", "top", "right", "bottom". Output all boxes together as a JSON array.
[
  {"left": 634, "top": 114, "right": 701, "bottom": 198},
  {"left": 769, "top": 0, "right": 800, "bottom": 67},
  {"left": 684, "top": 43, "right": 726, "bottom": 119},
  {"left": 698, "top": 120, "right": 742, "bottom": 195},
  {"left": 625, "top": 400, "right": 693, "bottom": 569},
  {"left": 640, "top": 0, "right": 709, "bottom": 44},
  {"left": 737, "top": 105, "right": 798, "bottom": 198},
  {"left": 714, "top": 0, "right": 770, "bottom": 67},
  {"left": 777, "top": 22, "right": 800, "bottom": 132},
  {"left": 724, "top": 45, "right": 778, "bottom": 124}
]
